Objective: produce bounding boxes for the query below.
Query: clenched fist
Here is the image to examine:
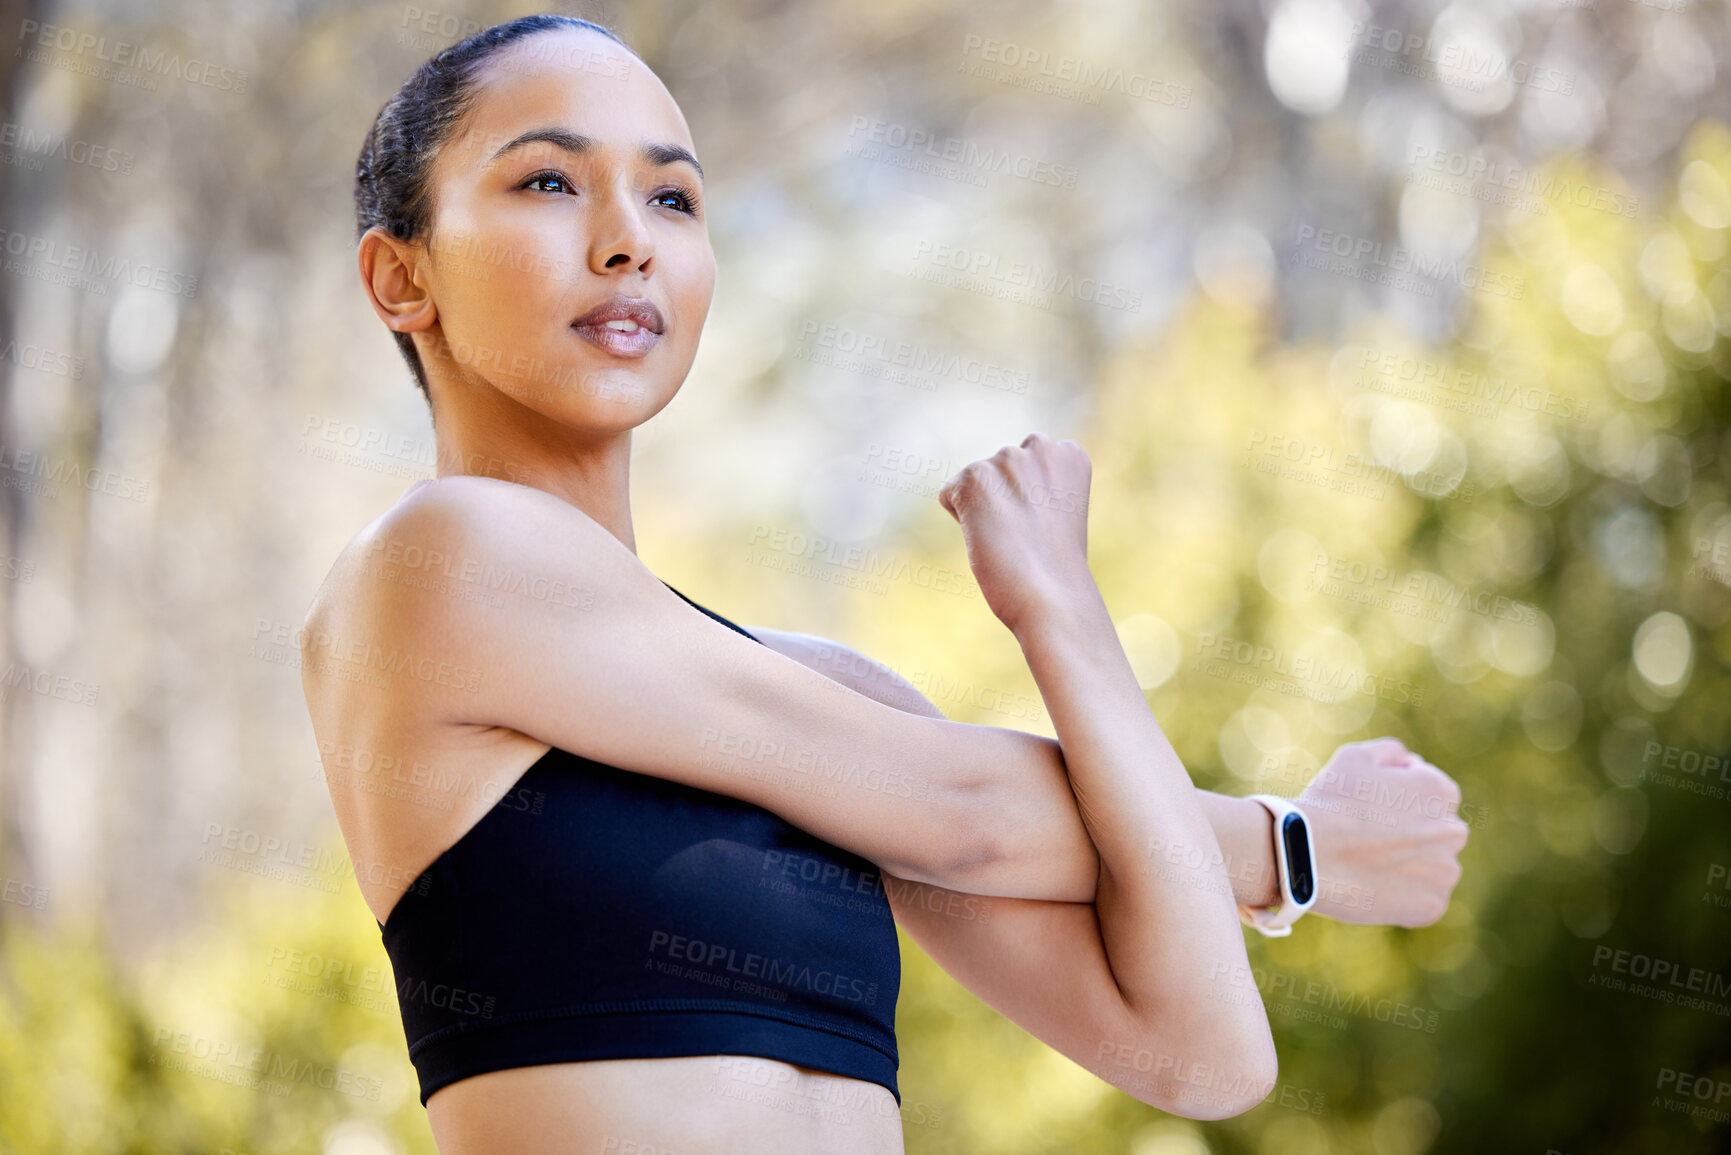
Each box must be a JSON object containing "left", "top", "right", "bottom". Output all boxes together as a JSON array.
[
  {"left": 1297, "top": 738, "right": 1470, "bottom": 927},
  {"left": 937, "top": 433, "right": 1096, "bottom": 636}
]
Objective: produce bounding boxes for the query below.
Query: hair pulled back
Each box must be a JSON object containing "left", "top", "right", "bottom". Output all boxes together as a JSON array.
[{"left": 354, "top": 14, "right": 636, "bottom": 404}]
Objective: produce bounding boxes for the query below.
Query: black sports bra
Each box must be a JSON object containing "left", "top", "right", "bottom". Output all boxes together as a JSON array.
[{"left": 375, "top": 581, "right": 901, "bottom": 1106}]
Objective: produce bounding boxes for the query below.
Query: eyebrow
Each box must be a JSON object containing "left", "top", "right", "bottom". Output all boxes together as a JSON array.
[{"left": 487, "top": 127, "right": 703, "bottom": 181}]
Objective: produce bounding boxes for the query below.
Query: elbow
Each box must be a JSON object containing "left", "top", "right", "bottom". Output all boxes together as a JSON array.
[
  {"left": 1172, "top": 1046, "right": 1279, "bottom": 1121},
  {"left": 1116, "top": 1022, "right": 1279, "bottom": 1121}
]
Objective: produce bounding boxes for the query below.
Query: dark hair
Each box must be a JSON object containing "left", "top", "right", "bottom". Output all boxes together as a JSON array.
[{"left": 354, "top": 14, "right": 638, "bottom": 409}]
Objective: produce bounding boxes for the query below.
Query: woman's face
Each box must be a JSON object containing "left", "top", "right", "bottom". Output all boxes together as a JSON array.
[{"left": 415, "top": 28, "right": 714, "bottom": 431}]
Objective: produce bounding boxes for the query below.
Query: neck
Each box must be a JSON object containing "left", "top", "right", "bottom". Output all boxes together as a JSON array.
[{"left": 427, "top": 379, "right": 638, "bottom": 555}]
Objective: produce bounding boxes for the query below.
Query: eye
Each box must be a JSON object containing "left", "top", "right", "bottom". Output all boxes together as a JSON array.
[
  {"left": 521, "top": 170, "right": 575, "bottom": 195},
  {"left": 651, "top": 185, "right": 701, "bottom": 217}
]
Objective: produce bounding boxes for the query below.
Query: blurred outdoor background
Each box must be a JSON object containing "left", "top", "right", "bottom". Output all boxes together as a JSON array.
[{"left": 0, "top": 0, "right": 1727, "bottom": 1151}]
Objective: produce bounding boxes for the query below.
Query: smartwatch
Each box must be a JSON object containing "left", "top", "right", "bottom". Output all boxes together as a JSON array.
[{"left": 1237, "top": 794, "right": 1317, "bottom": 937}]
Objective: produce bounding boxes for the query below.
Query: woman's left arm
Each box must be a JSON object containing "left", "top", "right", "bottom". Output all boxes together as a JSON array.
[
  {"left": 746, "top": 625, "right": 1284, "bottom": 909},
  {"left": 740, "top": 628, "right": 1468, "bottom": 1121}
]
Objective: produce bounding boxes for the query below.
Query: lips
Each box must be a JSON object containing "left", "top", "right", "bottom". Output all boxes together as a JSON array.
[{"left": 571, "top": 294, "right": 664, "bottom": 358}]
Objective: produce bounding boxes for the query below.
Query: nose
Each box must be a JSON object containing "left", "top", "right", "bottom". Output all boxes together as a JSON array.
[{"left": 587, "top": 174, "right": 656, "bottom": 275}]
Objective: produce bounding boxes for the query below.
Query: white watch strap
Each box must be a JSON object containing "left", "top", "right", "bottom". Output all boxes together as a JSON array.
[{"left": 1237, "top": 794, "right": 1317, "bottom": 937}]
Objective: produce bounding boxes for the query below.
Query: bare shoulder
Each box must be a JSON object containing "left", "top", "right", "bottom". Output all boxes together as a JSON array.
[
  {"left": 300, "top": 477, "right": 617, "bottom": 673},
  {"left": 296, "top": 475, "right": 634, "bottom": 768},
  {"left": 296, "top": 477, "right": 611, "bottom": 921},
  {"left": 303, "top": 476, "right": 609, "bottom": 621}
]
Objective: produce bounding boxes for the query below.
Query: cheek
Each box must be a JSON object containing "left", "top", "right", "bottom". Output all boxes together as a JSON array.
[
  {"left": 439, "top": 199, "right": 581, "bottom": 290},
  {"left": 433, "top": 236, "right": 577, "bottom": 345},
  {"left": 484, "top": 224, "right": 584, "bottom": 316},
  {"left": 667, "top": 242, "right": 716, "bottom": 324}
]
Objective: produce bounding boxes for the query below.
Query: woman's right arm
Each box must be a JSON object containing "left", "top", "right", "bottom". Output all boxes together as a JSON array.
[{"left": 299, "top": 473, "right": 1099, "bottom": 902}]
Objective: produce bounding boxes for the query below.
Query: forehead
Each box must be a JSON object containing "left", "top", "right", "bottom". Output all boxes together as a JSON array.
[{"left": 448, "top": 29, "right": 693, "bottom": 168}]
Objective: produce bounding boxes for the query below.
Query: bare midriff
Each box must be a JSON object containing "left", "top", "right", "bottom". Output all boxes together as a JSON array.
[{"left": 424, "top": 1056, "right": 906, "bottom": 1155}]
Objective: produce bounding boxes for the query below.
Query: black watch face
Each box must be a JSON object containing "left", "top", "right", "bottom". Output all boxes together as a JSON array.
[{"left": 1280, "top": 812, "right": 1315, "bottom": 904}]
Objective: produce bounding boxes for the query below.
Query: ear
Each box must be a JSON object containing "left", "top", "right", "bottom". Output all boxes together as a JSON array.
[{"left": 357, "top": 225, "right": 438, "bottom": 335}]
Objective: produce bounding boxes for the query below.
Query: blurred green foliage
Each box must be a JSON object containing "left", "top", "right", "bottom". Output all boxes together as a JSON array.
[{"left": 3, "top": 124, "right": 1729, "bottom": 1155}]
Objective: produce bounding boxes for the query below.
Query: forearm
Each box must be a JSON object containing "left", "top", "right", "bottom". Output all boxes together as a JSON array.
[
  {"left": 763, "top": 624, "right": 1280, "bottom": 907},
  {"left": 1009, "top": 583, "right": 1272, "bottom": 1050},
  {"left": 956, "top": 728, "right": 1281, "bottom": 907},
  {"left": 1198, "top": 790, "right": 1280, "bottom": 908}
]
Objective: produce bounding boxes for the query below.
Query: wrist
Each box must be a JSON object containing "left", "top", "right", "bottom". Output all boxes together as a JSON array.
[
  {"left": 1198, "top": 792, "right": 1280, "bottom": 908},
  {"left": 1008, "top": 575, "right": 1107, "bottom": 644},
  {"left": 1237, "top": 794, "right": 1280, "bottom": 908}
]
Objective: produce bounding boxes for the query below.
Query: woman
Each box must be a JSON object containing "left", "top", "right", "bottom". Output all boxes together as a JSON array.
[{"left": 301, "top": 14, "right": 1469, "bottom": 1153}]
